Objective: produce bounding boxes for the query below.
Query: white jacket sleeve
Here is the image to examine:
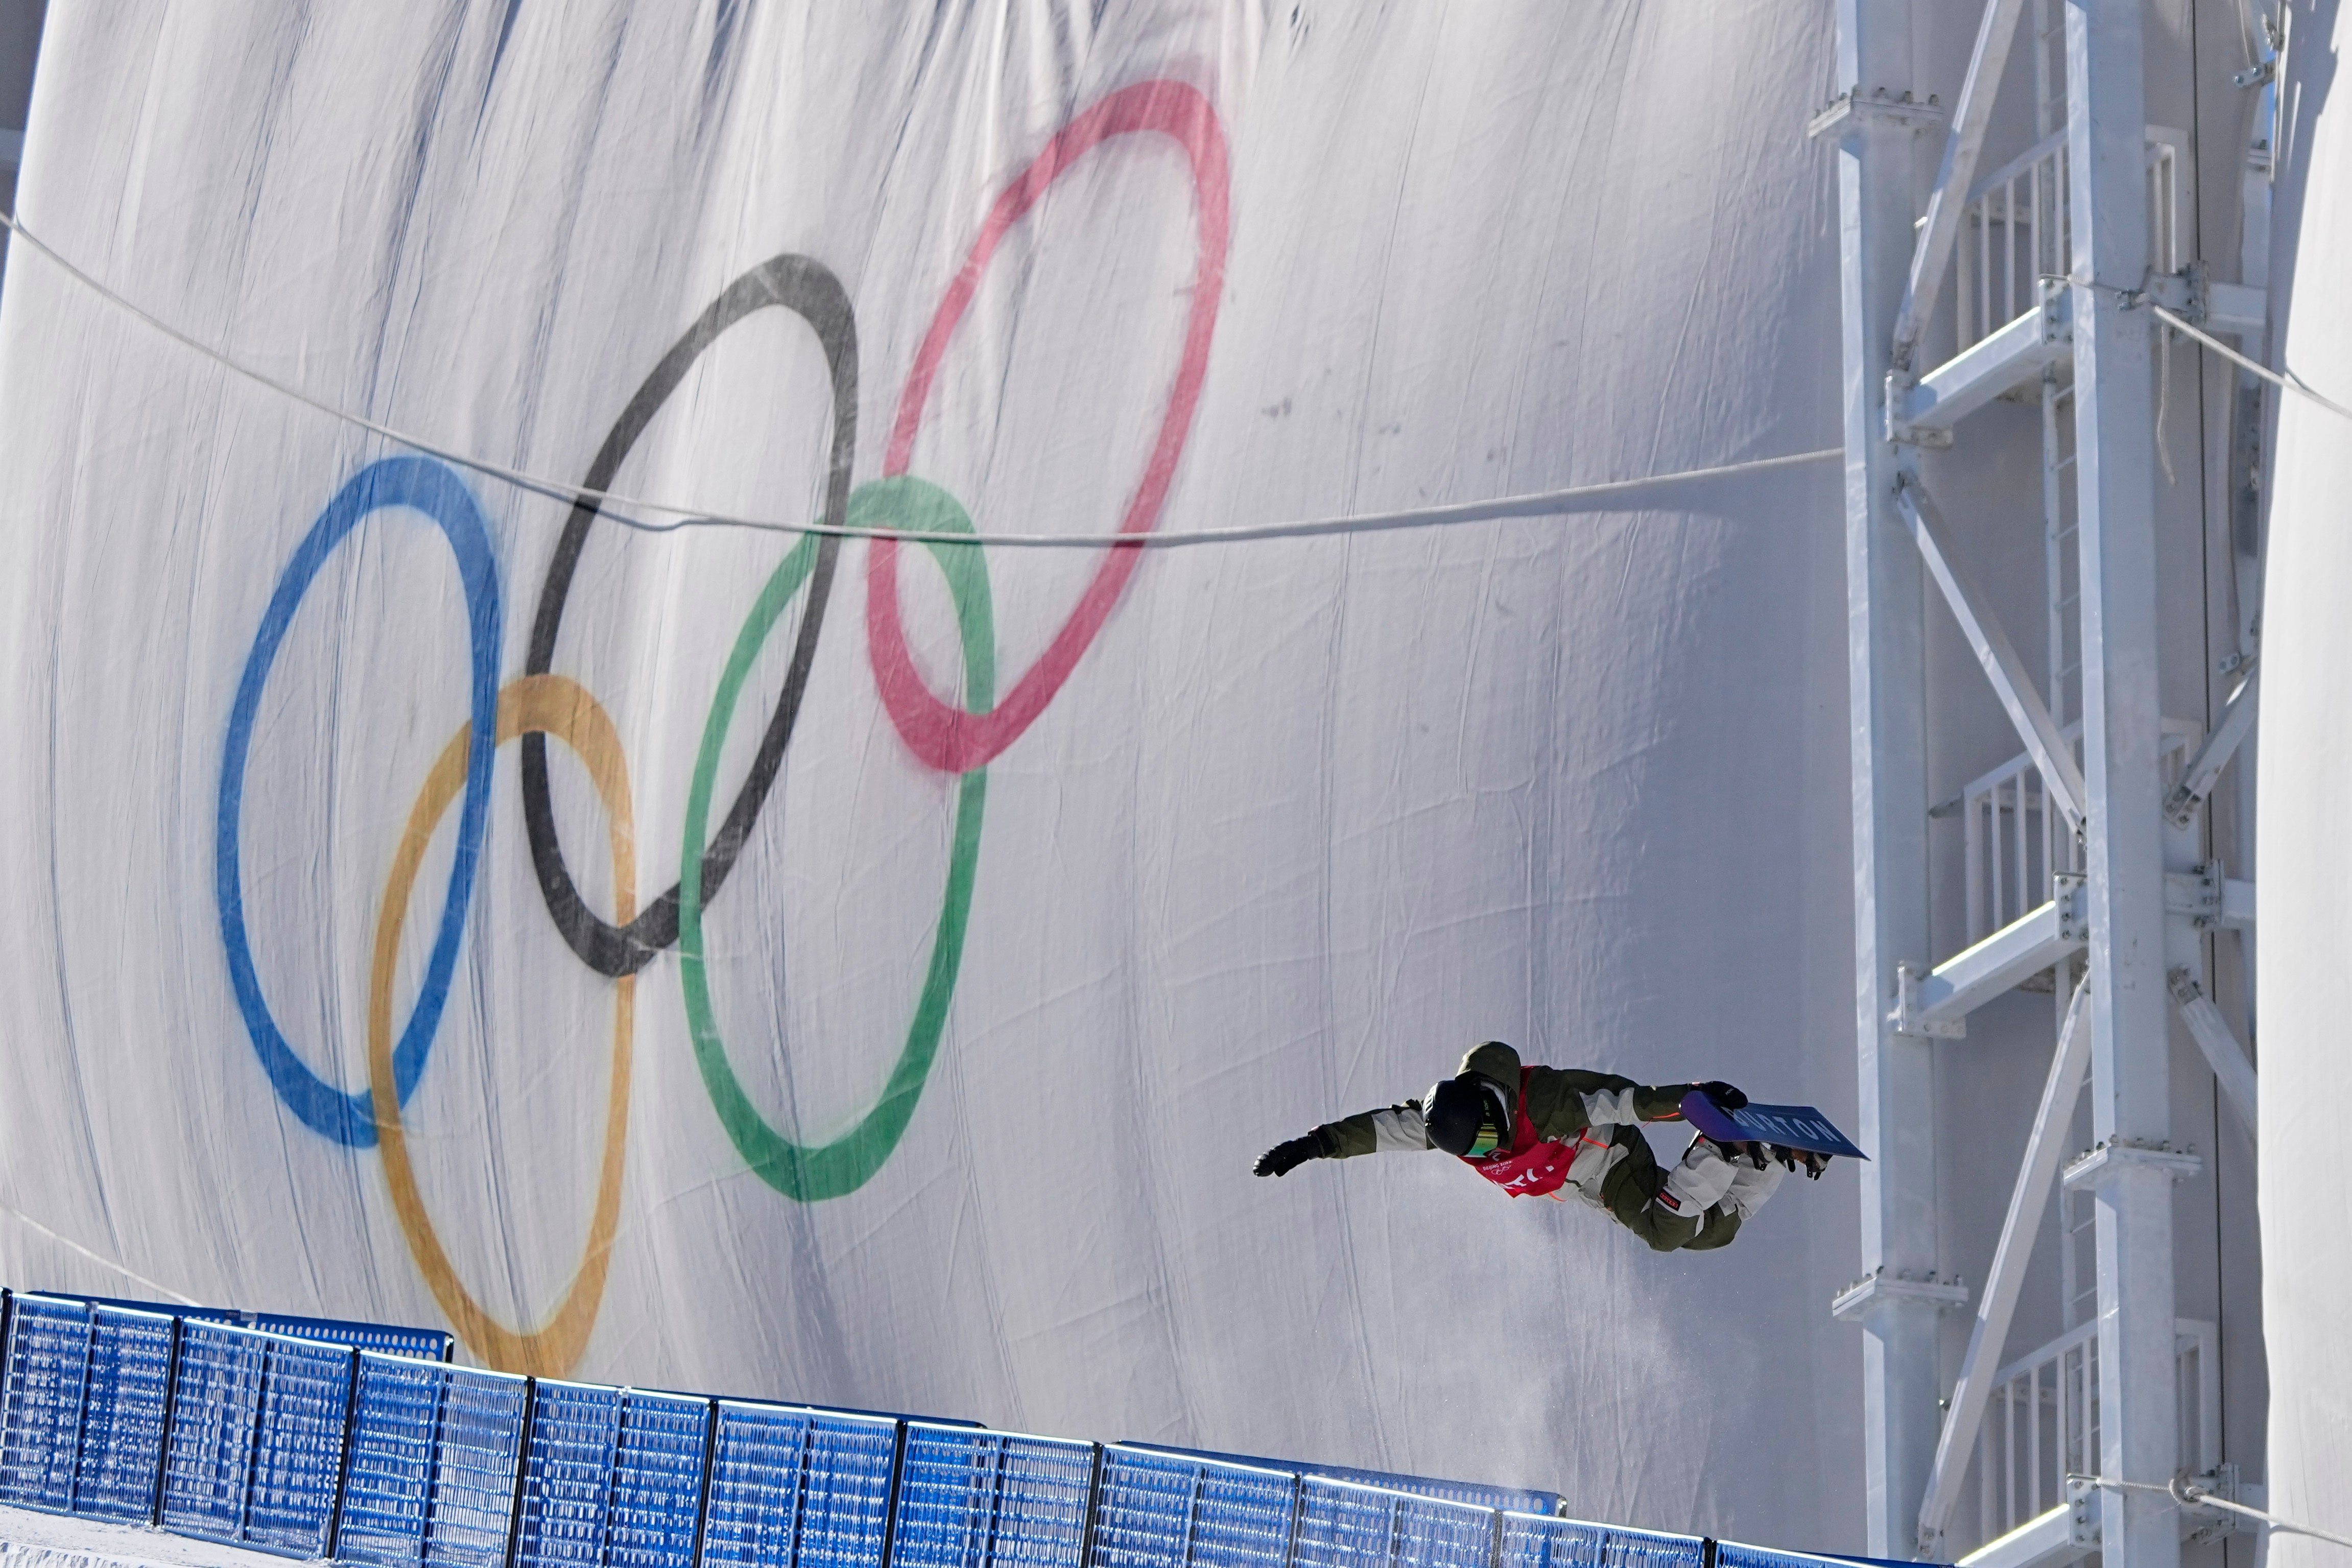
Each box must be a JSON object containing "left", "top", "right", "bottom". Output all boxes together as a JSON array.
[
  {"left": 1579, "top": 1085, "right": 1646, "bottom": 1127},
  {"left": 1367, "top": 1104, "right": 1430, "bottom": 1152}
]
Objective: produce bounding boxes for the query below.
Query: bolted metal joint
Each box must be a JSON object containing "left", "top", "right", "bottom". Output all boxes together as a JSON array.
[
  {"left": 1808, "top": 86, "right": 1947, "bottom": 142},
  {"left": 2062, "top": 1139, "right": 2205, "bottom": 1191},
  {"left": 2163, "top": 864, "right": 2223, "bottom": 925},
  {"left": 1831, "top": 1269, "right": 1972, "bottom": 1323},
  {"left": 2066, "top": 1474, "right": 2101, "bottom": 1546},
  {"left": 2054, "top": 872, "right": 2088, "bottom": 943},
  {"left": 1892, "top": 960, "right": 1968, "bottom": 1039}
]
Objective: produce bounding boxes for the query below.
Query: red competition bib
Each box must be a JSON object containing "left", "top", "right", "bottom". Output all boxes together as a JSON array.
[{"left": 1457, "top": 1067, "right": 1607, "bottom": 1199}]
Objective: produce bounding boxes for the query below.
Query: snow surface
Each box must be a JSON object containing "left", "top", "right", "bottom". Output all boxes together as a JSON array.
[{"left": 0, "top": 1506, "right": 290, "bottom": 1568}]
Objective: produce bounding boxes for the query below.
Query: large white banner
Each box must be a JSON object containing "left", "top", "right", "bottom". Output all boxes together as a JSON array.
[
  {"left": 0, "top": 0, "right": 1858, "bottom": 1545},
  {"left": 2261, "top": 2, "right": 2352, "bottom": 1557}
]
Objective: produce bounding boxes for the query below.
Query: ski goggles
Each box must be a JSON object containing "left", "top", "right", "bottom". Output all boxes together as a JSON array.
[{"left": 1465, "top": 1121, "right": 1504, "bottom": 1159}]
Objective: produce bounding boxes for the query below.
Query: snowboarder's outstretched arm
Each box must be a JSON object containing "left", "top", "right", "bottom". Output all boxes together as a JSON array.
[
  {"left": 1251, "top": 1041, "right": 1741, "bottom": 1176},
  {"left": 1250, "top": 1100, "right": 1423, "bottom": 1176}
]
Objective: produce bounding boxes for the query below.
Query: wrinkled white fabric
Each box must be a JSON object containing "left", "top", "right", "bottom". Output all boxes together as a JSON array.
[
  {"left": 2261, "top": 6, "right": 2352, "bottom": 1559},
  {"left": 0, "top": 0, "right": 1864, "bottom": 1546}
]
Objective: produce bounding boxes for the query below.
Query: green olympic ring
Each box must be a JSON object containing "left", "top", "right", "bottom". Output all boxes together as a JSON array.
[{"left": 679, "top": 477, "right": 994, "bottom": 1201}]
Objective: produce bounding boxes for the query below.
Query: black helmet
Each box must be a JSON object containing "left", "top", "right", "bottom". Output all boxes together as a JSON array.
[{"left": 1424, "top": 1076, "right": 1509, "bottom": 1157}]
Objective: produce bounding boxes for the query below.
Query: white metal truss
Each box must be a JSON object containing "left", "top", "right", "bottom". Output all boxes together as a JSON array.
[
  {"left": 1825, "top": 0, "right": 2268, "bottom": 1561},
  {"left": 1826, "top": 7, "right": 1945, "bottom": 1552}
]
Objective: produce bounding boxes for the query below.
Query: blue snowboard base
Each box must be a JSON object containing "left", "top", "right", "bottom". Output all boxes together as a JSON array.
[{"left": 1679, "top": 1092, "right": 1869, "bottom": 1159}]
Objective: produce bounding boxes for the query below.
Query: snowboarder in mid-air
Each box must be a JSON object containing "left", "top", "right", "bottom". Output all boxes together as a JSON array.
[{"left": 1252, "top": 1041, "right": 1830, "bottom": 1252}]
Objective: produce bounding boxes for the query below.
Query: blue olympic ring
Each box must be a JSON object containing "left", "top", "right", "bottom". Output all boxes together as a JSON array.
[{"left": 215, "top": 456, "right": 503, "bottom": 1148}]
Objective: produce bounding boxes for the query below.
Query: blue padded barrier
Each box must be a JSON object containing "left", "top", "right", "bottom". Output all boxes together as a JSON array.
[
  {"left": 1292, "top": 1478, "right": 1495, "bottom": 1568},
  {"left": 70, "top": 1304, "right": 176, "bottom": 1521},
  {"left": 889, "top": 1424, "right": 1097, "bottom": 1568},
  {"left": 604, "top": 1391, "right": 710, "bottom": 1568},
  {"left": 1090, "top": 1445, "right": 1297, "bottom": 1568},
  {"left": 1120, "top": 1443, "right": 1557, "bottom": 1518},
  {"left": 0, "top": 1294, "right": 94, "bottom": 1512},
  {"left": 161, "top": 1321, "right": 354, "bottom": 1557},
  {"left": 337, "top": 1354, "right": 529, "bottom": 1568},
  {"left": 699, "top": 1403, "right": 899, "bottom": 1568}
]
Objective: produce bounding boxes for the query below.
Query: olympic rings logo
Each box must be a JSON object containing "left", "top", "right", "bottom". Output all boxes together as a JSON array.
[{"left": 210, "top": 80, "right": 1228, "bottom": 1372}]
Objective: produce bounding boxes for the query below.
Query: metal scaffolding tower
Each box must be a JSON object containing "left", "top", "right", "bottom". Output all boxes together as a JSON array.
[{"left": 1822, "top": 1, "right": 2268, "bottom": 1564}]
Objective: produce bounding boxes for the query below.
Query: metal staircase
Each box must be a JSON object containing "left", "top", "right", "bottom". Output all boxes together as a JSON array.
[{"left": 1820, "top": 1, "right": 2270, "bottom": 1562}]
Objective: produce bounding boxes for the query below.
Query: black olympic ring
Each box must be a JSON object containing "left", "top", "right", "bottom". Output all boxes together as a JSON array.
[{"left": 521, "top": 254, "right": 857, "bottom": 978}]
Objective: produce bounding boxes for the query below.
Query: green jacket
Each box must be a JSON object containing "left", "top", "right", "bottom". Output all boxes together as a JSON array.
[{"left": 1313, "top": 1041, "right": 1692, "bottom": 1157}]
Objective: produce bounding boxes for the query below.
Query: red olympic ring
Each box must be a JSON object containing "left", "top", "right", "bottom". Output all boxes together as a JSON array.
[{"left": 867, "top": 77, "right": 1229, "bottom": 773}]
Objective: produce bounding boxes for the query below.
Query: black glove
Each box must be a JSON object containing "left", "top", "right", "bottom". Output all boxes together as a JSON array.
[
  {"left": 1254, "top": 1132, "right": 1328, "bottom": 1178},
  {"left": 1696, "top": 1080, "right": 1748, "bottom": 1112},
  {"left": 1765, "top": 1144, "right": 1831, "bottom": 1179}
]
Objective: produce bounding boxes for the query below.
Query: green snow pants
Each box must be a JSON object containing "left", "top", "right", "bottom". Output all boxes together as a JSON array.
[{"left": 1596, "top": 1125, "right": 1744, "bottom": 1253}]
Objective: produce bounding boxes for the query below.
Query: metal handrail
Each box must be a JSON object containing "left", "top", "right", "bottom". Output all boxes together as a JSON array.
[
  {"left": 1970, "top": 1315, "right": 2225, "bottom": 1550},
  {"left": 1967, "top": 128, "right": 2068, "bottom": 207}
]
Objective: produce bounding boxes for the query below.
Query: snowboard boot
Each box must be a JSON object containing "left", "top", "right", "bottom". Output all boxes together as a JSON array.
[
  {"left": 1720, "top": 1148, "right": 1788, "bottom": 1220},
  {"left": 1654, "top": 1133, "right": 1740, "bottom": 1221}
]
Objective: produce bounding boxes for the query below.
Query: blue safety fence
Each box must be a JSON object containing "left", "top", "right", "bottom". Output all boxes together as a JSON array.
[
  {"left": 700, "top": 1403, "right": 897, "bottom": 1568},
  {"left": 161, "top": 1319, "right": 357, "bottom": 1557},
  {"left": 50, "top": 1295, "right": 452, "bottom": 1364},
  {"left": 0, "top": 1293, "right": 97, "bottom": 1513},
  {"left": 337, "top": 1354, "right": 529, "bottom": 1568},
  {"left": 1090, "top": 1446, "right": 1297, "bottom": 1568},
  {"left": 78, "top": 1297, "right": 242, "bottom": 1324},
  {"left": 69, "top": 1302, "right": 177, "bottom": 1522},
  {"left": 1713, "top": 1547, "right": 1876, "bottom": 1568},
  {"left": 1497, "top": 1514, "right": 1710, "bottom": 1568},
  {"left": 1292, "top": 1478, "right": 1498, "bottom": 1568},
  {"left": 1123, "top": 1444, "right": 1559, "bottom": 1519},
  {"left": 246, "top": 1316, "right": 452, "bottom": 1365},
  {"left": 0, "top": 1294, "right": 182, "bottom": 1523},
  {"left": 0, "top": 1287, "right": 1896, "bottom": 1568},
  {"left": 889, "top": 1424, "right": 1097, "bottom": 1568},
  {"left": 512, "top": 1381, "right": 713, "bottom": 1568},
  {"left": 600, "top": 1389, "right": 709, "bottom": 1568}
]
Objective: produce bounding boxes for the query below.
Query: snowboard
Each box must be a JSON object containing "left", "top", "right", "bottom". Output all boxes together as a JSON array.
[{"left": 1678, "top": 1091, "right": 1869, "bottom": 1159}]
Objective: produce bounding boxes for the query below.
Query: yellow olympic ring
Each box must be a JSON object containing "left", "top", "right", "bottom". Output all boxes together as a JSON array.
[{"left": 368, "top": 673, "right": 634, "bottom": 1375}]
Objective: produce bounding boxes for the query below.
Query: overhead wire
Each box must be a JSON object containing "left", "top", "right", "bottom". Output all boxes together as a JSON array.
[
  {"left": 0, "top": 1197, "right": 201, "bottom": 1304},
  {"left": 2073, "top": 1473, "right": 2352, "bottom": 1554},
  {"left": 0, "top": 205, "right": 1836, "bottom": 550},
  {"left": 2034, "top": 263, "right": 2352, "bottom": 425},
  {"left": 2149, "top": 300, "right": 2352, "bottom": 424}
]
